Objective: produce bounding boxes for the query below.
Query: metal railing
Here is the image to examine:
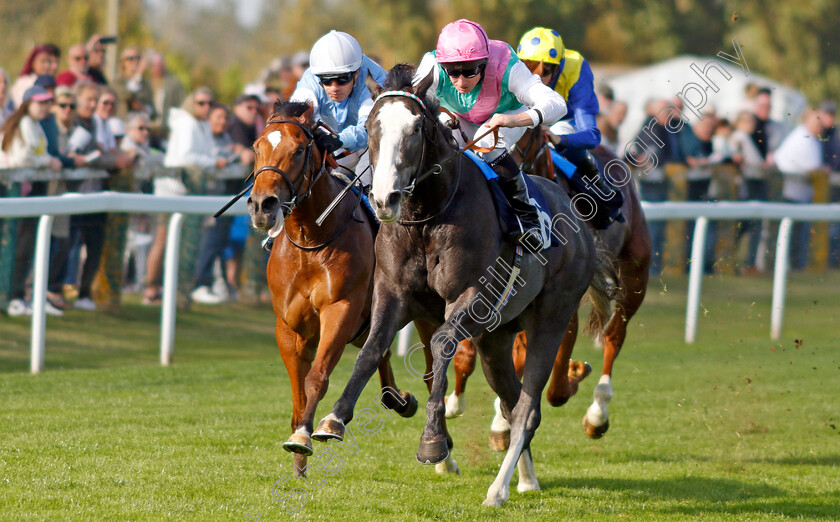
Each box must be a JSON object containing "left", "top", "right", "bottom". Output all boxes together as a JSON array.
[{"left": 2, "top": 191, "right": 840, "bottom": 372}]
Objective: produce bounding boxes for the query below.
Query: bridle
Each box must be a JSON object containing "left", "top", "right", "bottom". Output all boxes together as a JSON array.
[
  {"left": 253, "top": 118, "right": 327, "bottom": 218},
  {"left": 514, "top": 127, "right": 551, "bottom": 175},
  {"left": 254, "top": 118, "right": 363, "bottom": 251},
  {"left": 370, "top": 91, "right": 498, "bottom": 225}
]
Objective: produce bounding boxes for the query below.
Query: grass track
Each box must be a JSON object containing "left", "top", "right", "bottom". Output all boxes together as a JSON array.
[{"left": 1, "top": 272, "right": 839, "bottom": 520}]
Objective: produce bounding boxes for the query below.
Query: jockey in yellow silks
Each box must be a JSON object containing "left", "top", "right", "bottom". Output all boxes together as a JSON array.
[{"left": 517, "top": 27, "right": 620, "bottom": 223}]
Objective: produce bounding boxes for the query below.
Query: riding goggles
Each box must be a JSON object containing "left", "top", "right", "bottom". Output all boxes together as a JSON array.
[
  {"left": 318, "top": 72, "right": 355, "bottom": 86},
  {"left": 443, "top": 62, "right": 485, "bottom": 79}
]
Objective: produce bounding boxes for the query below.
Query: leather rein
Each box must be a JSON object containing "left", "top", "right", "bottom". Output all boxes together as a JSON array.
[{"left": 256, "top": 118, "right": 362, "bottom": 251}]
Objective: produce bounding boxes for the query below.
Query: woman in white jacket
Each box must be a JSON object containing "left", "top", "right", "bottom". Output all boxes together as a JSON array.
[
  {"left": 0, "top": 85, "right": 63, "bottom": 316},
  {"left": 0, "top": 86, "right": 61, "bottom": 170},
  {"left": 145, "top": 87, "right": 228, "bottom": 305}
]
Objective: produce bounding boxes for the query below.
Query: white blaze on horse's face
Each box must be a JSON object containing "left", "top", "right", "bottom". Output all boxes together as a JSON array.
[
  {"left": 371, "top": 101, "right": 422, "bottom": 222},
  {"left": 267, "top": 130, "right": 282, "bottom": 149}
]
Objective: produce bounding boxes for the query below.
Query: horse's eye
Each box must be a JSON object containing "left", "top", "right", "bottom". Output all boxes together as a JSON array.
[
  {"left": 296, "top": 145, "right": 305, "bottom": 154},
  {"left": 414, "top": 123, "right": 422, "bottom": 134}
]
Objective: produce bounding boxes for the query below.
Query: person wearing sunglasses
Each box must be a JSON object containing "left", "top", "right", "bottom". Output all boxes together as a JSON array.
[
  {"left": 516, "top": 27, "right": 619, "bottom": 225},
  {"left": 414, "top": 19, "right": 567, "bottom": 248},
  {"left": 290, "top": 30, "right": 386, "bottom": 185}
]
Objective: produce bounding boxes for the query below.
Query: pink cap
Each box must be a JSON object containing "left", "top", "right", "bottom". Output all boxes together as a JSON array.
[{"left": 435, "top": 19, "right": 490, "bottom": 63}]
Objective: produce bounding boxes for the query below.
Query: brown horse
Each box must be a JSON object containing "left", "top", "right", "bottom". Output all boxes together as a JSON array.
[
  {"left": 247, "top": 101, "right": 450, "bottom": 476},
  {"left": 446, "top": 127, "right": 651, "bottom": 447}
]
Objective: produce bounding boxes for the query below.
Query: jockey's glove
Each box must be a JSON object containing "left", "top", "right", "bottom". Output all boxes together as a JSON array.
[{"left": 315, "top": 131, "right": 344, "bottom": 155}]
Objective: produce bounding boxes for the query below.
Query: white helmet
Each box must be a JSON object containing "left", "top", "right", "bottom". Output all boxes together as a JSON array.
[{"left": 309, "top": 30, "right": 363, "bottom": 75}]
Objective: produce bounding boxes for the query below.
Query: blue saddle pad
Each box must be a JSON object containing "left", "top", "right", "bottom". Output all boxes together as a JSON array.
[{"left": 464, "top": 150, "right": 557, "bottom": 247}]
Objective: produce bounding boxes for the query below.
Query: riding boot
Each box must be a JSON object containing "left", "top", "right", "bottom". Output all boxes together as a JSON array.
[
  {"left": 568, "top": 150, "right": 624, "bottom": 225},
  {"left": 490, "top": 152, "right": 547, "bottom": 248}
]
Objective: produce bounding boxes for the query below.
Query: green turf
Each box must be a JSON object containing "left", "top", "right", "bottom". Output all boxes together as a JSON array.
[{"left": 1, "top": 272, "right": 839, "bottom": 520}]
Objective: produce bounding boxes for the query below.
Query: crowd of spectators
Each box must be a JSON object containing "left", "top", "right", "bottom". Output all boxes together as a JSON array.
[
  {"left": 615, "top": 86, "right": 840, "bottom": 276},
  {"left": 0, "top": 36, "right": 290, "bottom": 316},
  {"left": 2, "top": 35, "right": 839, "bottom": 317}
]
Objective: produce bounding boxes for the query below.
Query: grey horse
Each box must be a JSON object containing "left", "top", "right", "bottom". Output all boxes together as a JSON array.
[{"left": 313, "top": 64, "right": 615, "bottom": 506}]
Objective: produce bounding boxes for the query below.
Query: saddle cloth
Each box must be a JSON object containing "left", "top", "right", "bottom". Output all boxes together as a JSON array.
[{"left": 464, "top": 150, "right": 557, "bottom": 249}]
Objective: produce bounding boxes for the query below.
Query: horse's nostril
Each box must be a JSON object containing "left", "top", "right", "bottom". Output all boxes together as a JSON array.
[
  {"left": 386, "top": 191, "right": 401, "bottom": 208},
  {"left": 261, "top": 196, "right": 279, "bottom": 214}
]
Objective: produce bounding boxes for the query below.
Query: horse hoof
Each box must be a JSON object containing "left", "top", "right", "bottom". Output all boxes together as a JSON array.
[
  {"left": 312, "top": 417, "right": 345, "bottom": 442},
  {"left": 489, "top": 430, "right": 510, "bottom": 452},
  {"left": 283, "top": 433, "right": 314, "bottom": 456},
  {"left": 434, "top": 454, "right": 461, "bottom": 475},
  {"left": 568, "top": 360, "right": 593, "bottom": 380},
  {"left": 416, "top": 438, "right": 449, "bottom": 465},
  {"left": 582, "top": 416, "right": 609, "bottom": 439},
  {"left": 397, "top": 392, "right": 419, "bottom": 418}
]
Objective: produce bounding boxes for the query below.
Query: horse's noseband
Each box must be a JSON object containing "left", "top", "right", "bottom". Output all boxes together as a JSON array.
[{"left": 254, "top": 119, "right": 324, "bottom": 218}]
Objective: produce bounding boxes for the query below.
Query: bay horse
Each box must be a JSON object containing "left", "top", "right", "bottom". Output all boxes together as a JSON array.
[
  {"left": 447, "top": 125, "right": 651, "bottom": 446},
  {"left": 247, "top": 101, "right": 451, "bottom": 477},
  {"left": 312, "top": 64, "right": 616, "bottom": 506}
]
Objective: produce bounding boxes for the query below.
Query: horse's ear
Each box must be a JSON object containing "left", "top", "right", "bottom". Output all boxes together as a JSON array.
[
  {"left": 414, "top": 70, "right": 434, "bottom": 101},
  {"left": 366, "top": 71, "right": 383, "bottom": 100},
  {"left": 296, "top": 103, "right": 314, "bottom": 125}
]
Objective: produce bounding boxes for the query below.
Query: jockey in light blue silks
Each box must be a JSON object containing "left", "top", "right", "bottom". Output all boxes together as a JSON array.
[
  {"left": 413, "top": 19, "right": 568, "bottom": 248},
  {"left": 516, "top": 27, "right": 621, "bottom": 224},
  {"left": 291, "top": 30, "right": 386, "bottom": 186}
]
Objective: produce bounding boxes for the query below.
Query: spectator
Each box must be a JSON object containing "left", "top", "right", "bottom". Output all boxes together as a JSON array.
[
  {"left": 751, "top": 87, "right": 785, "bottom": 165},
  {"left": 85, "top": 35, "right": 112, "bottom": 85},
  {"left": 56, "top": 44, "right": 93, "bottom": 88},
  {"left": 0, "top": 67, "right": 14, "bottom": 125},
  {"left": 113, "top": 47, "right": 154, "bottom": 119},
  {"left": 95, "top": 86, "right": 121, "bottom": 151},
  {"left": 817, "top": 100, "right": 840, "bottom": 268},
  {"left": 62, "top": 81, "right": 131, "bottom": 311},
  {"left": 44, "top": 87, "right": 86, "bottom": 309},
  {"left": 683, "top": 110, "right": 722, "bottom": 273},
  {"left": 228, "top": 93, "right": 259, "bottom": 162},
  {"left": 627, "top": 98, "right": 684, "bottom": 275},
  {"left": 39, "top": 80, "right": 80, "bottom": 170},
  {"left": 729, "top": 111, "right": 766, "bottom": 272},
  {"left": 599, "top": 100, "right": 627, "bottom": 152},
  {"left": 774, "top": 108, "right": 827, "bottom": 271},
  {"left": 192, "top": 103, "right": 238, "bottom": 304},
  {"left": 143, "top": 87, "right": 226, "bottom": 305},
  {"left": 147, "top": 51, "right": 186, "bottom": 143},
  {"left": 121, "top": 112, "right": 163, "bottom": 165},
  {"left": 10, "top": 43, "right": 61, "bottom": 107},
  {"left": 0, "top": 86, "right": 63, "bottom": 316}
]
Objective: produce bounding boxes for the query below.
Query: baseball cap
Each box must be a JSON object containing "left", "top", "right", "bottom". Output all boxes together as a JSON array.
[
  {"left": 234, "top": 93, "right": 261, "bottom": 106},
  {"left": 23, "top": 85, "right": 54, "bottom": 102}
]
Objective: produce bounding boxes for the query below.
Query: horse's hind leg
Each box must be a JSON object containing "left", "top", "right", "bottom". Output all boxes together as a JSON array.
[
  {"left": 276, "top": 320, "right": 313, "bottom": 476},
  {"left": 444, "top": 339, "right": 476, "bottom": 418},
  {"left": 545, "top": 311, "right": 593, "bottom": 407},
  {"left": 583, "top": 254, "right": 649, "bottom": 439}
]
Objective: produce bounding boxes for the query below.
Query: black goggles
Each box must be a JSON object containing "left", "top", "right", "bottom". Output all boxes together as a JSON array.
[
  {"left": 318, "top": 72, "right": 355, "bottom": 86},
  {"left": 443, "top": 63, "right": 485, "bottom": 79},
  {"left": 539, "top": 63, "right": 558, "bottom": 78}
]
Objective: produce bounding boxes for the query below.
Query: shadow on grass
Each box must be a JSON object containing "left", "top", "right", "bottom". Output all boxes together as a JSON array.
[{"left": 544, "top": 476, "right": 838, "bottom": 518}]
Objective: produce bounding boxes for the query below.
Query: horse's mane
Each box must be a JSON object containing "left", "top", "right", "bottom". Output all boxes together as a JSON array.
[
  {"left": 270, "top": 100, "right": 311, "bottom": 120},
  {"left": 381, "top": 63, "right": 454, "bottom": 145}
]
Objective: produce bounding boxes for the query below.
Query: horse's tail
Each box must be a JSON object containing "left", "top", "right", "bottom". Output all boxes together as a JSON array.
[{"left": 583, "top": 244, "right": 621, "bottom": 339}]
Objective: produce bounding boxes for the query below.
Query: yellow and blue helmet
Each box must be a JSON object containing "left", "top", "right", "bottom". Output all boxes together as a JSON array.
[{"left": 517, "top": 27, "right": 564, "bottom": 65}]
